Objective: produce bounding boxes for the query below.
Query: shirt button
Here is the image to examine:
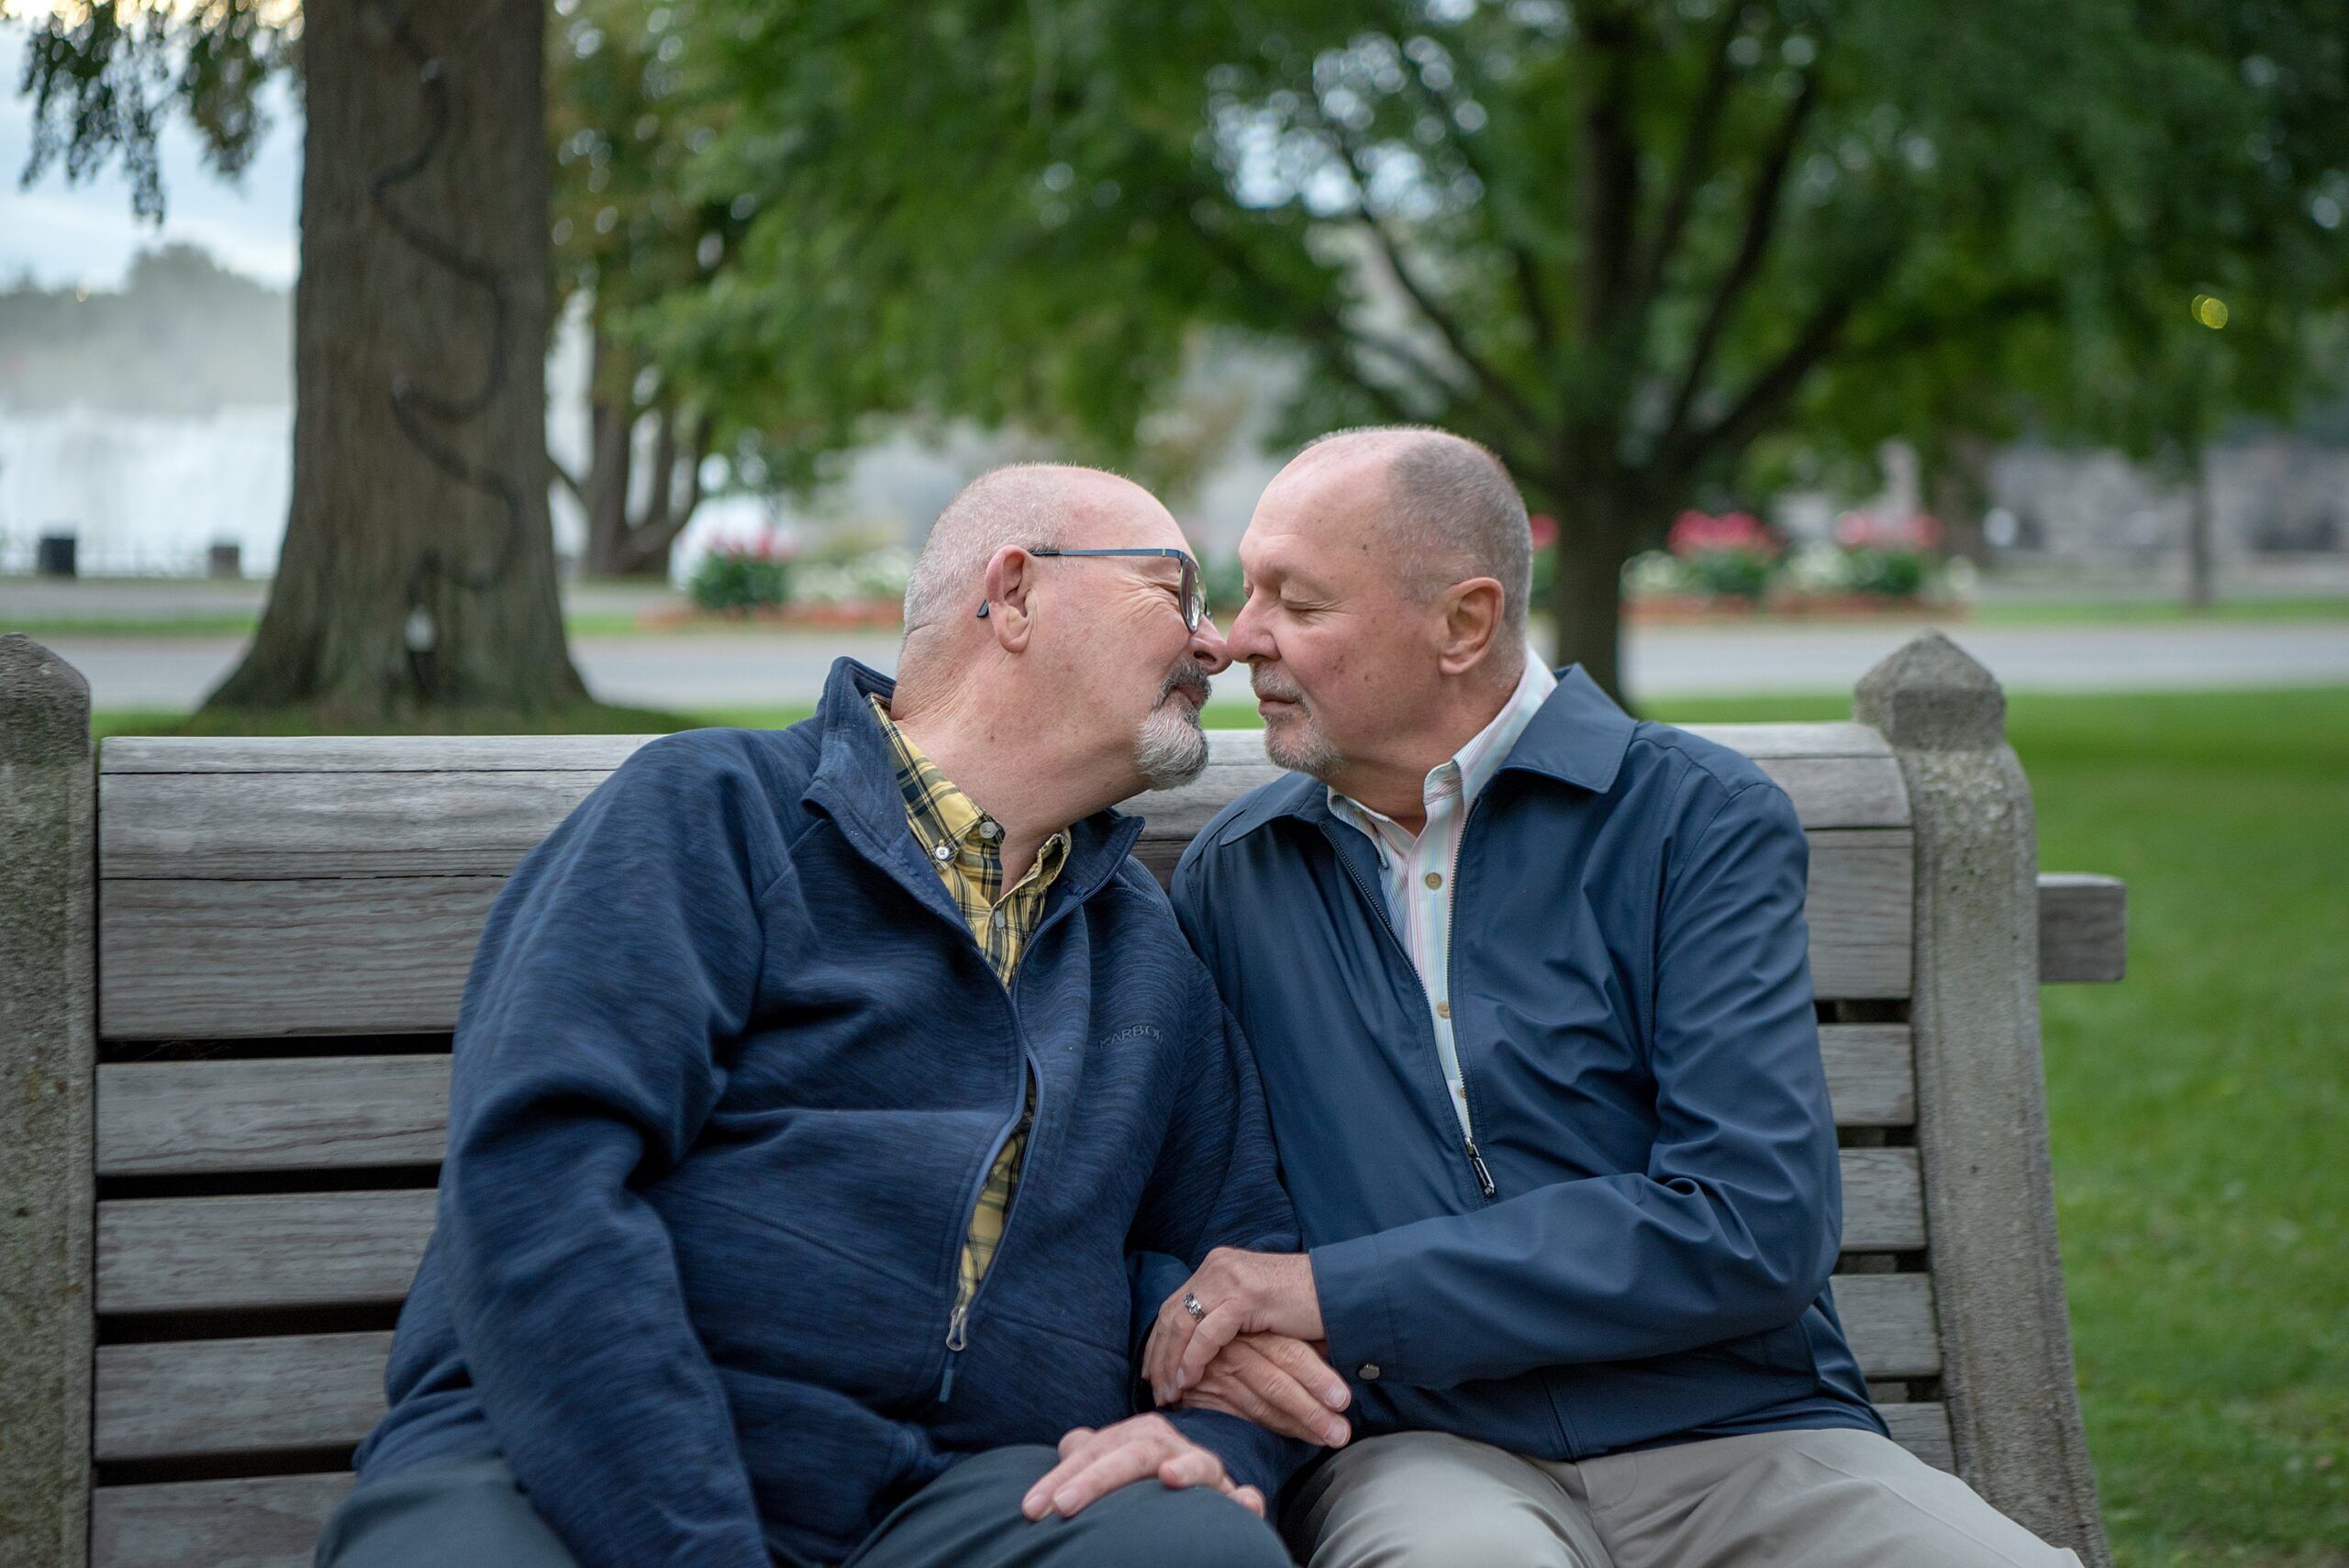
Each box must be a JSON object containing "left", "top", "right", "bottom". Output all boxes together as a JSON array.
[
  {"left": 1436, "top": 1000, "right": 1452, "bottom": 1019},
  {"left": 991, "top": 910, "right": 1008, "bottom": 929},
  {"left": 931, "top": 843, "right": 953, "bottom": 862},
  {"left": 1358, "top": 1363, "right": 1381, "bottom": 1381},
  {"left": 1424, "top": 872, "right": 1442, "bottom": 890},
  {"left": 978, "top": 820, "right": 1000, "bottom": 840}
]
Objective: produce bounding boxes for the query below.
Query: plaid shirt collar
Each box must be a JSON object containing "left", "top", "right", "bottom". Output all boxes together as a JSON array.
[{"left": 868, "top": 695, "right": 1069, "bottom": 914}]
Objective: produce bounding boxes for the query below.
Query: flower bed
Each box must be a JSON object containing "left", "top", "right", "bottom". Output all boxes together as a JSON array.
[{"left": 1622, "top": 509, "right": 1974, "bottom": 620}]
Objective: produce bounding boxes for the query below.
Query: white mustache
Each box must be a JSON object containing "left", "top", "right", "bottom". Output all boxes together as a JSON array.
[
  {"left": 1160, "top": 664, "right": 1211, "bottom": 705},
  {"left": 1252, "top": 672, "right": 1306, "bottom": 705}
]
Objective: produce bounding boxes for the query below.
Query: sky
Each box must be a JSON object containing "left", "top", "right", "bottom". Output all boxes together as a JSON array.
[{"left": 0, "top": 28, "right": 301, "bottom": 290}]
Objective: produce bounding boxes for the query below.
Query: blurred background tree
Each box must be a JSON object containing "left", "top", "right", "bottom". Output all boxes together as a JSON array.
[
  {"left": 667, "top": 0, "right": 2349, "bottom": 697},
  {"left": 548, "top": 0, "right": 746, "bottom": 581},
  {"left": 14, "top": 0, "right": 589, "bottom": 725}
]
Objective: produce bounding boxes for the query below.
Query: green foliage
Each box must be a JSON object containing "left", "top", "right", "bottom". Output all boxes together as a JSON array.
[
  {"left": 12, "top": 1, "right": 297, "bottom": 220},
  {"left": 686, "top": 543, "right": 790, "bottom": 613},
  {"left": 658, "top": 0, "right": 2349, "bottom": 679}
]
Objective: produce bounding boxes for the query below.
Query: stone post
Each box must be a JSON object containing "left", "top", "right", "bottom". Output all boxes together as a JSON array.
[
  {"left": 1, "top": 635, "right": 95, "bottom": 1568},
  {"left": 1854, "top": 632, "right": 2111, "bottom": 1567}
]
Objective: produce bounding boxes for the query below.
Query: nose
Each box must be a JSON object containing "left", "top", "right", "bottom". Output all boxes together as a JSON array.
[
  {"left": 1220, "top": 594, "right": 1275, "bottom": 665},
  {"left": 1187, "top": 614, "right": 1233, "bottom": 677}
]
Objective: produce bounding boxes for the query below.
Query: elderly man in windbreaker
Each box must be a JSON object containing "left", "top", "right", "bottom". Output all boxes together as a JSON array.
[
  {"left": 315, "top": 466, "right": 1337, "bottom": 1568},
  {"left": 1145, "top": 428, "right": 2087, "bottom": 1568}
]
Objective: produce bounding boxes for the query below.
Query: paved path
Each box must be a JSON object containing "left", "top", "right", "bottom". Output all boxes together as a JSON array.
[{"left": 28, "top": 619, "right": 2349, "bottom": 714}]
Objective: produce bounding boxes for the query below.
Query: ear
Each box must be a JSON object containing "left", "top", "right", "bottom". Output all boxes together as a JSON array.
[
  {"left": 1434, "top": 577, "right": 1505, "bottom": 677},
  {"left": 979, "top": 546, "right": 1038, "bottom": 652}
]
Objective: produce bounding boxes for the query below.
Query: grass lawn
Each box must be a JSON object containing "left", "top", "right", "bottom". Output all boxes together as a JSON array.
[
  {"left": 86, "top": 685, "right": 2346, "bottom": 1563},
  {"left": 1636, "top": 685, "right": 2349, "bottom": 1568}
]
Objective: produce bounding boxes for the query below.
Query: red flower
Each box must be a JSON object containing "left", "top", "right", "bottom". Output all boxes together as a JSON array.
[{"left": 1530, "top": 513, "right": 1559, "bottom": 549}]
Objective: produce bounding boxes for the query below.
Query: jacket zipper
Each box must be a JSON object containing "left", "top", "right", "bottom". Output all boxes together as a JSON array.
[
  {"left": 844, "top": 805, "right": 1133, "bottom": 1407},
  {"left": 1448, "top": 793, "right": 1498, "bottom": 1198},
  {"left": 1329, "top": 830, "right": 1497, "bottom": 1204},
  {"left": 937, "top": 994, "right": 1038, "bottom": 1401},
  {"left": 938, "top": 923, "right": 1050, "bottom": 1403}
]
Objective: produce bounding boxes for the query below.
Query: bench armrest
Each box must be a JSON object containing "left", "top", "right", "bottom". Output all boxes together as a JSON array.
[{"left": 2037, "top": 873, "right": 2126, "bottom": 983}]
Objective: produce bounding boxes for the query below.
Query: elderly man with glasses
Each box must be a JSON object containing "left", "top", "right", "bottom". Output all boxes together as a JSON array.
[{"left": 315, "top": 465, "right": 1330, "bottom": 1568}]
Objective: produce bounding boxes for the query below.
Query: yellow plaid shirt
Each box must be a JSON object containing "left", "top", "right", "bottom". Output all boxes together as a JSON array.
[{"left": 870, "top": 695, "right": 1070, "bottom": 1315}]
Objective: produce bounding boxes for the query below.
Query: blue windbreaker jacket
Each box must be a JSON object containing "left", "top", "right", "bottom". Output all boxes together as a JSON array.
[
  {"left": 355, "top": 658, "right": 1303, "bottom": 1568},
  {"left": 1163, "top": 664, "right": 1885, "bottom": 1463}
]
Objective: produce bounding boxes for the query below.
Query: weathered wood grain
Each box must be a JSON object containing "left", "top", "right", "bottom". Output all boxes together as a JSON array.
[
  {"left": 1832, "top": 1273, "right": 1942, "bottom": 1381},
  {"left": 93, "top": 1151, "right": 1921, "bottom": 1317},
  {"left": 68, "top": 1400, "right": 1953, "bottom": 1568},
  {"left": 98, "top": 722, "right": 1896, "bottom": 778},
  {"left": 1820, "top": 1024, "right": 1917, "bottom": 1128},
  {"left": 97, "top": 1191, "right": 436, "bottom": 1316},
  {"left": 100, "top": 734, "right": 662, "bottom": 774},
  {"left": 92, "top": 1473, "right": 352, "bottom": 1568},
  {"left": 99, "top": 876, "right": 506, "bottom": 1040},
  {"left": 2038, "top": 873, "right": 2126, "bottom": 983},
  {"left": 99, "top": 734, "right": 1909, "bottom": 883},
  {"left": 1880, "top": 1401, "right": 1955, "bottom": 1472},
  {"left": 89, "top": 1027, "right": 1920, "bottom": 1180},
  {"left": 92, "top": 829, "right": 1920, "bottom": 1040},
  {"left": 97, "top": 1056, "right": 453, "bottom": 1176},
  {"left": 94, "top": 1333, "right": 394, "bottom": 1462},
  {"left": 89, "top": 1273, "right": 1938, "bottom": 1462}
]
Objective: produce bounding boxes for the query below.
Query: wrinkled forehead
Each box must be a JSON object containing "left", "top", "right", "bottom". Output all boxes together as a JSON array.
[{"left": 1244, "top": 450, "right": 1400, "bottom": 586}]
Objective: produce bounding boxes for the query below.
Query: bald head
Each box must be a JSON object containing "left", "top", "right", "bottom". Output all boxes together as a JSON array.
[
  {"left": 1292, "top": 426, "right": 1533, "bottom": 643},
  {"left": 902, "top": 463, "right": 1155, "bottom": 633}
]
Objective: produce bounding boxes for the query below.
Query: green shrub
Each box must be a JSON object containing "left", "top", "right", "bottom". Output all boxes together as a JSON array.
[{"left": 690, "top": 544, "right": 792, "bottom": 615}]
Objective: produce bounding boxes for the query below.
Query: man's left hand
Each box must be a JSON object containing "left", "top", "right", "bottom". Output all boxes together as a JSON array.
[
  {"left": 1019, "top": 1414, "right": 1264, "bottom": 1522},
  {"left": 1142, "top": 1248, "right": 1324, "bottom": 1407}
]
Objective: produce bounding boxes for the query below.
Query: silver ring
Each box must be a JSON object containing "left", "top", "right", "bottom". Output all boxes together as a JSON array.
[{"left": 1182, "top": 1292, "right": 1208, "bottom": 1322}]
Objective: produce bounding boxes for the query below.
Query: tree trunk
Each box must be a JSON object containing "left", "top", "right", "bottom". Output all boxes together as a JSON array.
[
  {"left": 2183, "top": 447, "right": 2216, "bottom": 609},
  {"left": 583, "top": 327, "right": 637, "bottom": 578},
  {"left": 206, "top": 0, "right": 584, "bottom": 721},
  {"left": 1928, "top": 432, "right": 1994, "bottom": 566},
  {"left": 1542, "top": 484, "right": 1638, "bottom": 708}
]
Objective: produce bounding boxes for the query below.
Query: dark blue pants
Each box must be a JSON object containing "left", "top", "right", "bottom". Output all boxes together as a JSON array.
[{"left": 315, "top": 1446, "right": 1294, "bottom": 1568}]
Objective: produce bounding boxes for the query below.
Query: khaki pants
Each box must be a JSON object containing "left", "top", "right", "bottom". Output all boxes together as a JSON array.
[{"left": 1287, "top": 1429, "right": 2085, "bottom": 1568}]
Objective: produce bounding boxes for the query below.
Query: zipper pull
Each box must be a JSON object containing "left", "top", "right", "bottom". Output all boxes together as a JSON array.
[
  {"left": 1464, "top": 1135, "right": 1497, "bottom": 1198},
  {"left": 939, "top": 1303, "right": 971, "bottom": 1403}
]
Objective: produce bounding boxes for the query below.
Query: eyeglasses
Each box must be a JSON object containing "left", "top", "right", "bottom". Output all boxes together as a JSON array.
[{"left": 977, "top": 547, "right": 1208, "bottom": 632}]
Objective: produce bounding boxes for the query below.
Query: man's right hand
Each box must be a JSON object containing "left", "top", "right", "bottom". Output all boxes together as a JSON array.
[{"left": 1163, "top": 1331, "right": 1353, "bottom": 1448}]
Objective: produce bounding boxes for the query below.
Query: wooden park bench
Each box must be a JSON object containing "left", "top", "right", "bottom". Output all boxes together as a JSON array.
[{"left": 1, "top": 628, "right": 2127, "bottom": 1568}]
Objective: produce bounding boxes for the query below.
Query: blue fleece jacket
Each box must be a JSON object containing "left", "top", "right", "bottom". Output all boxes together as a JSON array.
[{"left": 353, "top": 659, "right": 1303, "bottom": 1568}]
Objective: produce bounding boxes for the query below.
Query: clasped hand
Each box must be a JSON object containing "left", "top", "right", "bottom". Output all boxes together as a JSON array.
[{"left": 1142, "top": 1248, "right": 1353, "bottom": 1449}]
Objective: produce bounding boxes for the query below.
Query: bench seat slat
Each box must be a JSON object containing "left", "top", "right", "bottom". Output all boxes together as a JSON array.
[
  {"left": 92, "top": 1473, "right": 355, "bottom": 1568},
  {"left": 90, "top": 1275, "right": 1939, "bottom": 1463},
  {"left": 81, "top": 1402, "right": 1959, "bottom": 1568},
  {"left": 92, "top": 1029, "right": 1924, "bottom": 1178},
  {"left": 94, "top": 1151, "right": 1924, "bottom": 1317}
]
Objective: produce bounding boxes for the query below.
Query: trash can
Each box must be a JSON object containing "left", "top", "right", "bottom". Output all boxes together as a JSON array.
[
  {"left": 207, "top": 542, "right": 243, "bottom": 579},
  {"left": 36, "top": 533, "right": 77, "bottom": 578}
]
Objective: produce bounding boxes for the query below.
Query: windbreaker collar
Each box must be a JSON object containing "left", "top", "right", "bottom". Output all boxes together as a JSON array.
[{"left": 1213, "top": 662, "right": 1637, "bottom": 845}]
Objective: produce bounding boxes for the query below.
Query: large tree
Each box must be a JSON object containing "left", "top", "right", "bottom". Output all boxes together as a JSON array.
[
  {"left": 674, "top": 0, "right": 2349, "bottom": 699},
  {"left": 17, "top": 0, "right": 588, "bottom": 724}
]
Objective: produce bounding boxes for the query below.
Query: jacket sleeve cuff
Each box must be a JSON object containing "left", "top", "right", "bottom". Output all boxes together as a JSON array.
[
  {"left": 1308, "top": 1232, "right": 1406, "bottom": 1385},
  {"left": 1161, "top": 1407, "right": 1317, "bottom": 1503},
  {"left": 1128, "top": 1251, "right": 1193, "bottom": 1368}
]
